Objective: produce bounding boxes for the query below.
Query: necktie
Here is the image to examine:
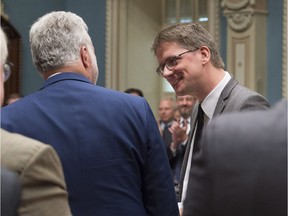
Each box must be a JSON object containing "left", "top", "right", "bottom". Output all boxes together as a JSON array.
[
  {"left": 181, "top": 118, "right": 191, "bottom": 134},
  {"left": 193, "top": 104, "right": 204, "bottom": 154},
  {"left": 181, "top": 119, "right": 187, "bottom": 128},
  {"left": 162, "top": 124, "right": 172, "bottom": 147}
]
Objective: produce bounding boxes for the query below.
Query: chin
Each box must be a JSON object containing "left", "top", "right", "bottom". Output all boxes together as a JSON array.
[{"left": 174, "top": 87, "right": 186, "bottom": 96}]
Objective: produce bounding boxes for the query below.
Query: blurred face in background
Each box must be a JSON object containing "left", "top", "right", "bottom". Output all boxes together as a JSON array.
[
  {"left": 0, "top": 63, "right": 4, "bottom": 105},
  {"left": 0, "top": 28, "right": 8, "bottom": 106},
  {"left": 176, "top": 95, "right": 196, "bottom": 119},
  {"left": 173, "top": 108, "right": 181, "bottom": 122},
  {"left": 158, "top": 99, "right": 175, "bottom": 123}
]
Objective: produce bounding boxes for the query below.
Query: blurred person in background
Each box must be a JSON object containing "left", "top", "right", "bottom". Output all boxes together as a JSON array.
[
  {"left": 124, "top": 87, "right": 144, "bottom": 97},
  {"left": 5, "top": 93, "right": 22, "bottom": 105},
  {"left": 169, "top": 95, "right": 196, "bottom": 187}
]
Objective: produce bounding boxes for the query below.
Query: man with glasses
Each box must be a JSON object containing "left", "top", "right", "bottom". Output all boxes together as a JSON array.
[
  {"left": 152, "top": 23, "right": 270, "bottom": 214},
  {"left": 169, "top": 95, "right": 195, "bottom": 186}
]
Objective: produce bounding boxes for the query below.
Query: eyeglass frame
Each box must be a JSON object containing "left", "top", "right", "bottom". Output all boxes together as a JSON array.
[
  {"left": 156, "top": 48, "right": 199, "bottom": 76},
  {"left": 3, "top": 62, "right": 12, "bottom": 82}
]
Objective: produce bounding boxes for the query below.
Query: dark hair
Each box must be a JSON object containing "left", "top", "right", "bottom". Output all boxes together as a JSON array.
[
  {"left": 124, "top": 88, "right": 144, "bottom": 97},
  {"left": 152, "top": 23, "right": 225, "bottom": 69}
]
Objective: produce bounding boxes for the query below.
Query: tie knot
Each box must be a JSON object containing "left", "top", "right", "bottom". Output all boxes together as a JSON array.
[{"left": 181, "top": 119, "right": 188, "bottom": 127}]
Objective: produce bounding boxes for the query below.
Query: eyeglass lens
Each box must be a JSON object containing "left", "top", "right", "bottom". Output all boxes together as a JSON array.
[{"left": 156, "top": 49, "right": 198, "bottom": 76}]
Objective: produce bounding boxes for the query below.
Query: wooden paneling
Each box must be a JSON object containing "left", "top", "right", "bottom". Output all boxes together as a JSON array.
[{"left": 1, "top": 16, "right": 21, "bottom": 103}]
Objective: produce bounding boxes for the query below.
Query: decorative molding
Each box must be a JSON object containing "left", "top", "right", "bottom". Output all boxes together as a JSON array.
[
  {"left": 0, "top": 2, "right": 9, "bottom": 20},
  {"left": 223, "top": 0, "right": 267, "bottom": 94},
  {"left": 105, "top": 0, "right": 128, "bottom": 90},
  {"left": 212, "top": 0, "right": 221, "bottom": 48},
  {"left": 282, "top": 0, "right": 287, "bottom": 98},
  {"left": 232, "top": 36, "right": 250, "bottom": 87},
  {"left": 221, "top": 0, "right": 251, "bottom": 10},
  {"left": 105, "top": 0, "right": 112, "bottom": 88},
  {"left": 225, "top": 9, "right": 254, "bottom": 32},
  {"left": 221, "top": 0, "right": 267, "bottom": 32}
]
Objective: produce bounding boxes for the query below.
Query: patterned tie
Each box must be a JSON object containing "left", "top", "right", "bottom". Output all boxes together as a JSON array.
[{"left": 181, "top": 119, "right": 188, "bottom": 128}]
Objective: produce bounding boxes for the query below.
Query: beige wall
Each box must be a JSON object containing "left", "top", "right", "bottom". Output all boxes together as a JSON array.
[
  {"left": 126, "top": 0, "right": 162, "bottom": 116},
  {"left": 106, "top": 0, "right": 163, "bottom": 116}
]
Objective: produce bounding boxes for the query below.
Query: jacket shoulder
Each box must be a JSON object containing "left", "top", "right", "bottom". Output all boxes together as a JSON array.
[{"left": 1, "top": 129, "right": 56, "bottom": 174}]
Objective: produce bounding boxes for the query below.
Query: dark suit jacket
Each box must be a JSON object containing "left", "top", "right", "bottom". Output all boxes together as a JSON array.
[
  {"left": 1, "top": 167, "right": 21, "bottom": 216},
  {"left": 178, "top": 78, "right": 270, "bottom": 201},
  {"left": 170, "top": 141, "right": 187, "bottom": 184},
  {"left": 1, "top": 73, "right": 179, "bottom": 216},
  {"left": 183, "top": 100, "right": 287, "bottom": 216}
]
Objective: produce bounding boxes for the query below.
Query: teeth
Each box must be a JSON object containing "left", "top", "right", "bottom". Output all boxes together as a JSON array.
[{"left": 172, "top": 79, "right": 179, "bottom": 86}]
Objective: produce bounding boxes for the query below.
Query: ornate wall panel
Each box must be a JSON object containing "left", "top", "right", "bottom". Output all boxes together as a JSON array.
[{"left": 222, "top": 0, "right": 268, "bottom": 95}]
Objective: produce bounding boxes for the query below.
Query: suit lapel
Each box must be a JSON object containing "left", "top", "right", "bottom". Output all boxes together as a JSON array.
[{"left": 213, "top": 78, "right": 238, "bottom": 117}]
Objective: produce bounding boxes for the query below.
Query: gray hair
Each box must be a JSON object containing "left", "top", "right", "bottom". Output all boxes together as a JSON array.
[
  {"left": 0, "top": 28, "right": 8, "bottom": 65},
  {"left": 159, "top": 97, "right": 176, "bottom": 109},
  {"left": 29, "top": 11, "right": 94, "bottom": 76},
  {"left": 152, "top": 23, "right": 225, "bottom": 69}
]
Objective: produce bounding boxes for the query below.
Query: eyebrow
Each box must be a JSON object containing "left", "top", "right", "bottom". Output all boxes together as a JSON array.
[{"left": 161, "top": 54, "right": 177, "bottom": 66}]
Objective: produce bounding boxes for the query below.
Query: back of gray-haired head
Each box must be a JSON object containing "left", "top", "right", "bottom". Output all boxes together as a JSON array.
[
  {"left": 29, "top": 11, "right": 93, "bottom": 76},
  {"left": 0, "top": 27, "right": 8, "bottom": 65},
  {"left": 152, "top": 23, "right": 225, "bottom": 69}
]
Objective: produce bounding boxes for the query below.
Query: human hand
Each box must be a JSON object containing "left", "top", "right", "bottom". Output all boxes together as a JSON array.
[{"left": 169, "top": 121, "right": 188, "bottom": 150}]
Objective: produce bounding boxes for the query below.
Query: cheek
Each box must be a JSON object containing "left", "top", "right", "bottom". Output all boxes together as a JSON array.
[{"left": 183, "top": 56, "right": 202, "bottom": 72}]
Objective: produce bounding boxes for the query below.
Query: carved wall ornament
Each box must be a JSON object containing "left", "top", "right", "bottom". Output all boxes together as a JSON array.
[
  {"left": 221, "top": 0, "right": 254, "bottom": 10},
  {"left": 225, "top": 9, "right": 254, "bottom": 32}
]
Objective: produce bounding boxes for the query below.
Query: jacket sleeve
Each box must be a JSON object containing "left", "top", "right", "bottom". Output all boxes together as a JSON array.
[
  {"left": 19, "top": 145, "right": 72, "bottom": 216},
  {"left": 141, "top": 101, "right": 179, "bottom": 216}
]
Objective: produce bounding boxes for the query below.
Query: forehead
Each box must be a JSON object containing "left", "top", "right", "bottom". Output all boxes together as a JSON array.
[
  {"left": 155, "top": 42, "right": 184, "bottom": 61},
  {"left": 159, "top": 99, "right": 174, "bottom": 108},
  {"left": 177, "top": 95, "right": 194, "bottom": 101}
]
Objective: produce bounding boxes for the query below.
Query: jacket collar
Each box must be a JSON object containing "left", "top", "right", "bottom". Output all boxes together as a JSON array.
[
  {"left": 40, "top": 72, "right": 92, "bottom": 90},
  {"left": 213, "top": 77, "right": 238, "bottom": 116}
]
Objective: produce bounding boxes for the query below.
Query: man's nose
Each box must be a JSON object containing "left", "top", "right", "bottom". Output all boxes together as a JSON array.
[{"left": 162, "top": 67, "right": 174, "bottom": 77}]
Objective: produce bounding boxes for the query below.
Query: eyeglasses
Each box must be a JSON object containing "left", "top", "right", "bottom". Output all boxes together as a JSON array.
[
  {"left": 156, "top": 48, "right": 198, "bottom": 76},
  {"left": 3, "top": 62, "right": 12, "bottom": 82}
]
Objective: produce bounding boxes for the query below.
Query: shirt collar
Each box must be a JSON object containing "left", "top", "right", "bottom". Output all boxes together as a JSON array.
[
  {"left": 180, "top": 116, "right": 191, "bottom": 124},
  {"left": 47, "top": 72, "right": 63, "bottom": 79},
  {"left": 201, "top": 71, "right": 231, "bottom": 119}
]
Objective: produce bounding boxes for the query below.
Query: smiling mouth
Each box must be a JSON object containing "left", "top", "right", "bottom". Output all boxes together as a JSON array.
[{"left": 171, "top": 78, "right": 181, "bottom": 88}]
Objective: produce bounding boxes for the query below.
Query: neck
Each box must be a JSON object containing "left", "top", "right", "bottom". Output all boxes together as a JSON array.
[
  {"left": 197, "top": 67, "right": 225, "bottom": 101},
  {"left": 43, "top": 64, "right": 87, "bottom": 80}
]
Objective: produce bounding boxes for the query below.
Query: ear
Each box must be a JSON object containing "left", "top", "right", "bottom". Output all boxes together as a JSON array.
[
  {"left": 199, "top": 46, "right": 210, "bottom": 65},
  {"left": 80, "top": 45, "right": 90, "bottom": 68}
]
